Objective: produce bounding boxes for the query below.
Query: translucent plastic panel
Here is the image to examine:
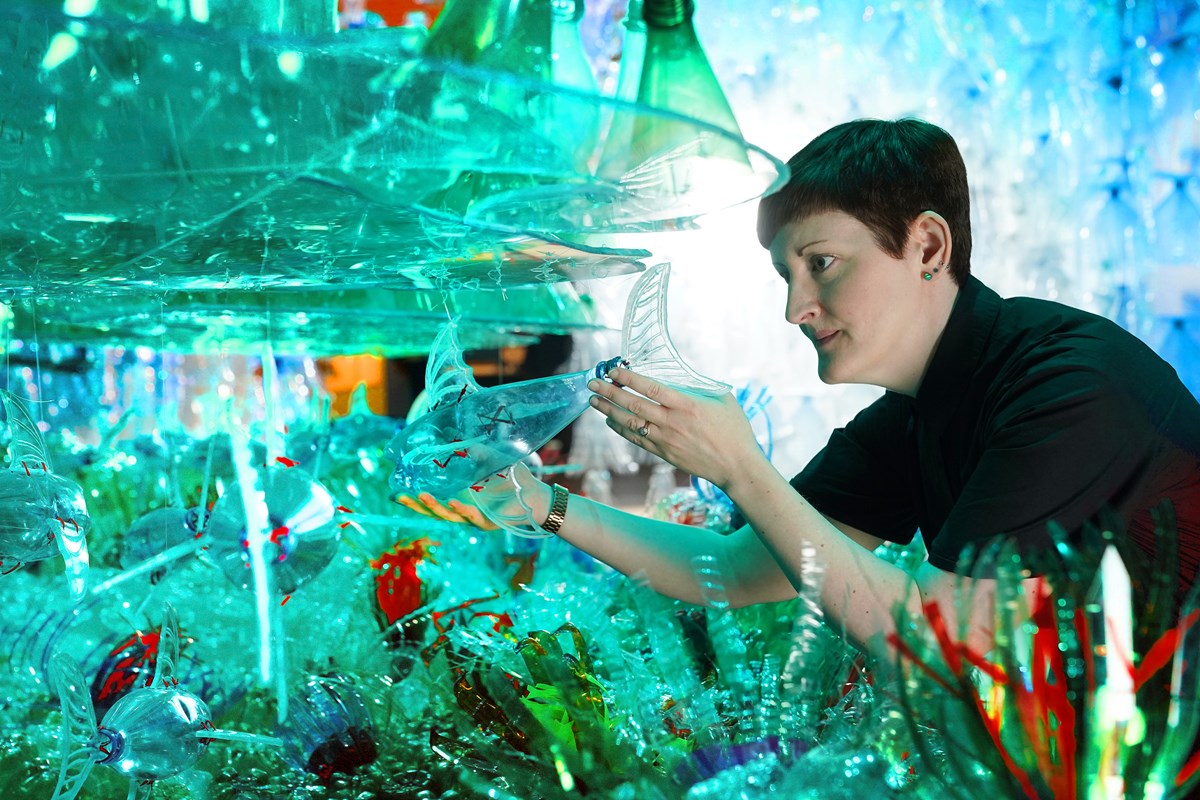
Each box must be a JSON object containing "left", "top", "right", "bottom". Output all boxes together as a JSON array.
[
  {"left": 4, "top": 282, "right": 605, "bottom": 356},
  {"left": 0, "top": 4, "right": 784, "bottom": 297}
]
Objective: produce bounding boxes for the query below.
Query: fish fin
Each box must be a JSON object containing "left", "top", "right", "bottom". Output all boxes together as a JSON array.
[
  {"left": 424, "top": 319, "right": 482, "bottom": 412},
  {"left": 151, "top": 602, "right": 181, "bottom": 688},
  {"left": 402, "top": 434, "right": 486, "bottom": 470},
  {"left": 48, "top": 653, "right": 99, "bottom": 800},
  {"left": 1, "top": 391, "right": 52, "bottom": 471},
  {"left": 469, "top": 469, "right": 553, "bottom": 540},
  {"left": 620, "top": 263, "right": 730, "bottom": 397},
  {"left": 55, "top": 519, "right": 90, "bottom": 604}
]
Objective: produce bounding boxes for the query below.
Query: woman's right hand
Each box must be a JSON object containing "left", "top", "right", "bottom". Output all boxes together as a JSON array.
[{"left": 588, "top": 366, "right": 765, "bottom": 493}]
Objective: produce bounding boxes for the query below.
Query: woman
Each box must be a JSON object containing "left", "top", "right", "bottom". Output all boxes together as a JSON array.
[{"left": 429, "top": 118, "right": 1200, "bottom": 658}]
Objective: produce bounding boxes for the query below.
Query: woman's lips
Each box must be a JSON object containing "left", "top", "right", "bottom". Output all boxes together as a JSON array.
[{"left": 814, "top": 330, "right": 839, "bottom": 347}]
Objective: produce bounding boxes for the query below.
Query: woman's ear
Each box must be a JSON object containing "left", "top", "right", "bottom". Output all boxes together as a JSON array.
[{"left": 910, "top": 211, "right": 952, "bottom": 272}]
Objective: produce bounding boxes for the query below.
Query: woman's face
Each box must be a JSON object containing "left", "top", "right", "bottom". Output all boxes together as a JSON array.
[{"left": 769, "top": 210, "right": 938, "bottom": 395}]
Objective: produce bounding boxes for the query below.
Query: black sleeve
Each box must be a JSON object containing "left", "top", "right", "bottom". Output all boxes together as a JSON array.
[
  {"left": 789, "top": 394, "right": 920, "bottom": 544},
  {"left": 928, "top": 361, "right": 1155, "bottom": 573}
]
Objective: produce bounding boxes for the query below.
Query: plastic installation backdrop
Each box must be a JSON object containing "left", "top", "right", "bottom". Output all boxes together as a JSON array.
[
  {"left": 638, "top": 0, "right": 1200, "bottom": 481},
  {"left": 2, "top": 3, "right": 1200, "bottom": 800}
]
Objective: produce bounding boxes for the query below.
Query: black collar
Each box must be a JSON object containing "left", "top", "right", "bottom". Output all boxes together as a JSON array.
[{"left": 911, "top": 275, "right": 1002, "bottom": 429}]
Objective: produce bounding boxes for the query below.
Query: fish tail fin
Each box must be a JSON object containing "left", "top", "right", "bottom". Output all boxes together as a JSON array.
[
  {"left": 56, "top": 520, "right": 90, "bottom": 605},
  {"left": 620, "top": 263, "right": 730, "bottom": 396},
  {"left": 469, "top": 465, "right": 553, "bottom": 540},
  {"left": 151, "top": 602, "right": 182, "bottom": 687},
  {"left": 48, "top": 653, "right": 99, "bottom": 800},
  {"left": 1, "top": 391, "right": 52, "bottom": 470}
]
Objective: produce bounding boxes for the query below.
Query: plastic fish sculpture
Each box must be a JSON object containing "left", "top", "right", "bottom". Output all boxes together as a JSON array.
[
  {"left": 97, "top": 434, "right": 219, "bottom": 595},
  {"left": 49, "top": 602, "right": 282, "bottom": 800},
  {"left": 385, "top": 262, "right": 729, "bottom": 536},
  {"left": 118, "top": 506, "right": 209, "bottom": 582},
  {"left": 0, "top": 391, "right": 90, "bottom": 601}
]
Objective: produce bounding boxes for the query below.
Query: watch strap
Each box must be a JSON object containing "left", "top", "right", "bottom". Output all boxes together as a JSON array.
[{"left": 540, "top": 483, "right": 569, "bottom": 534}]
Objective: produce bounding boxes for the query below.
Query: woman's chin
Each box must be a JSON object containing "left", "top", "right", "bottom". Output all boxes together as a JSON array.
[{"left": 815, "top": 361, "right": 846, "bottom": 386}]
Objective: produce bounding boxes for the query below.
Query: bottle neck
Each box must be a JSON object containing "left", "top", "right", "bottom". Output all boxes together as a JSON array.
[
  {"left": 642, "top": 0, "right": 694, "bottom": 28},
  {"left": 97, "top": 727, "right": 124, "bottom": 766},
  {"left": 551, "top": 0, "right": 585, "bottom": 23},
  {"left": 593, "top": 356, "right": 627, "bottom": 380}
]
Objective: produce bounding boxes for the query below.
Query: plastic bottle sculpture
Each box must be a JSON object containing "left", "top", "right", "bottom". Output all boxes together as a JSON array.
[
  {"left": 48, "top": 602, "right": 283, "bottom": 800},
  {"left": 385, "top": 262, "right": 729, "bottom": 536},
  {"left": 118, "top": 506, "right": 209, "bottom": 582},
  {"left": 278, "top": 674, "right": 379, "bottom": 784},
  {"left": 204, "top": 464, "right": 342, "bottom": 596},
  {"left": 410, "top": 0, "right": 602, "bottom": 226},
  {"left": 0, "top": 391, "right": 90, "bottom": 601}
]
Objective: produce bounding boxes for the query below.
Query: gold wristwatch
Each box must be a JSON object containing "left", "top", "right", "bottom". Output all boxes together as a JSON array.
[{"left": 540, "top": 484, "right": 569, "bottom": 534}]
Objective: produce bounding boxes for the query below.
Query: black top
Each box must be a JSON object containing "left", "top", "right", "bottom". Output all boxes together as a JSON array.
[{"left": 792, "top": 276, "right": 1200, "bottom": 592}]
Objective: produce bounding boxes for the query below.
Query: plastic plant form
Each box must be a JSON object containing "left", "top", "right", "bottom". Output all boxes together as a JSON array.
[
  {"left": 401, "top": 545, "right": 893, "bottom": 798},
  {"left": 385, "top": 261, "right": 731, "bottom": 537},
  {"left": 47, "top": 602, "right": 284, "bottom": 800},
  {"left": 0, "top": 3, "right": 784, "bottom": 298},
  {"left": 888, "top": 507, "right": 1200, "bottom": 800},
  {"left": 0, "top": 390, "right": 91, "bottom": 601},
  {"left": 412, "top": 594, "right": 687, "bottom": 797}
]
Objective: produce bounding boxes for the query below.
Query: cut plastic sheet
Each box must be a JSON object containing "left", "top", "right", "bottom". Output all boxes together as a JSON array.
[
  {"left": 0, "top": 5, "right": 785, "bottom": 298},
  {"left": 4, "top": 189, "right": 652, "bottom": 296},
  {"left": 4, "top": 282, "right": 605, "bottom": 357}
]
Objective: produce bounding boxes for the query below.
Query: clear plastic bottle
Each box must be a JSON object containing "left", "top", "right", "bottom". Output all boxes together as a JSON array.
[{"left": 389, "top": 356, "right": 623, "bottom": 496}]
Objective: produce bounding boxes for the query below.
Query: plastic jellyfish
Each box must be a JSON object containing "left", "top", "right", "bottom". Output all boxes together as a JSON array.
[
  {"left": 278, "top": 674, "right": 378, "bottom": 784},
  {"left": 48, "top": 602, "right": 283, "bottom": 800},
  {"left": 385, "top": 262, "right": 729, "bottom": 536},
  {"left": 0, "top": 391, "right": 90, "bottom": 601}
]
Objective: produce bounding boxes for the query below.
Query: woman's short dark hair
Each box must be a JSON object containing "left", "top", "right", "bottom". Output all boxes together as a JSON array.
[{"left": 756, "top": 118, "right": 972, "bottom": 284}]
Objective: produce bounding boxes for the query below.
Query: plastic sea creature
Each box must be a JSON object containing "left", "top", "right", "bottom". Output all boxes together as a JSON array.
[
  {"left": 278, "top": 674, "right": 378, "bottom": 784},
  {"left": 0, "top": 391, "right": 90, "bottom": 601},
  {"left": 205, "top": 463, "right": 342, "bottom": 596},
  {"left": 49, "top": 602, "right": 283, "bottom": 800},
  {"left": 118, "top": 506, "right": 209, "bottom": 583},
  {"left": 369, "top": 536, "right": 440, "bottom": 629},
  {"left": 385, "top": 262, "right": 729, "bottom": 536},
  {"left": 85, "top": 616, "right": 247, "bottom": 720}
]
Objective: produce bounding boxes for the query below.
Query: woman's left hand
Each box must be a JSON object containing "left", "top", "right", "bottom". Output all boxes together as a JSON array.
[{"left": 587, "top": 367, "right": 764, "bottom": 491}]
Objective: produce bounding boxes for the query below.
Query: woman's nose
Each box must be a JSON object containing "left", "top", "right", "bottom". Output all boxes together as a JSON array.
[{"left": 784, "top": 281, "right": 818, "bottom": 325}]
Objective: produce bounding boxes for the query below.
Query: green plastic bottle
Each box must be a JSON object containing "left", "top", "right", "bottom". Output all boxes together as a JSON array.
[
  {"left": 415, "top": 0, "right": 600, "bottom": 226},
  {"left": 597, "top": 0, "right": 745, "bottom": 179}
]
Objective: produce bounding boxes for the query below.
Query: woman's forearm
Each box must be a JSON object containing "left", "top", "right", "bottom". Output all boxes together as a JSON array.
[
  {"left": 723, "top": 457, "right": 929, "bottom": 656},
  {"left": 525, "top": 477, "right": 795, "bottom": 606}
]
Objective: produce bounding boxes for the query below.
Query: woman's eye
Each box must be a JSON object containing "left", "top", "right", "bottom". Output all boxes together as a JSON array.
[{"left": 809, "top": 255, "right": 835, "bottom": 273}]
